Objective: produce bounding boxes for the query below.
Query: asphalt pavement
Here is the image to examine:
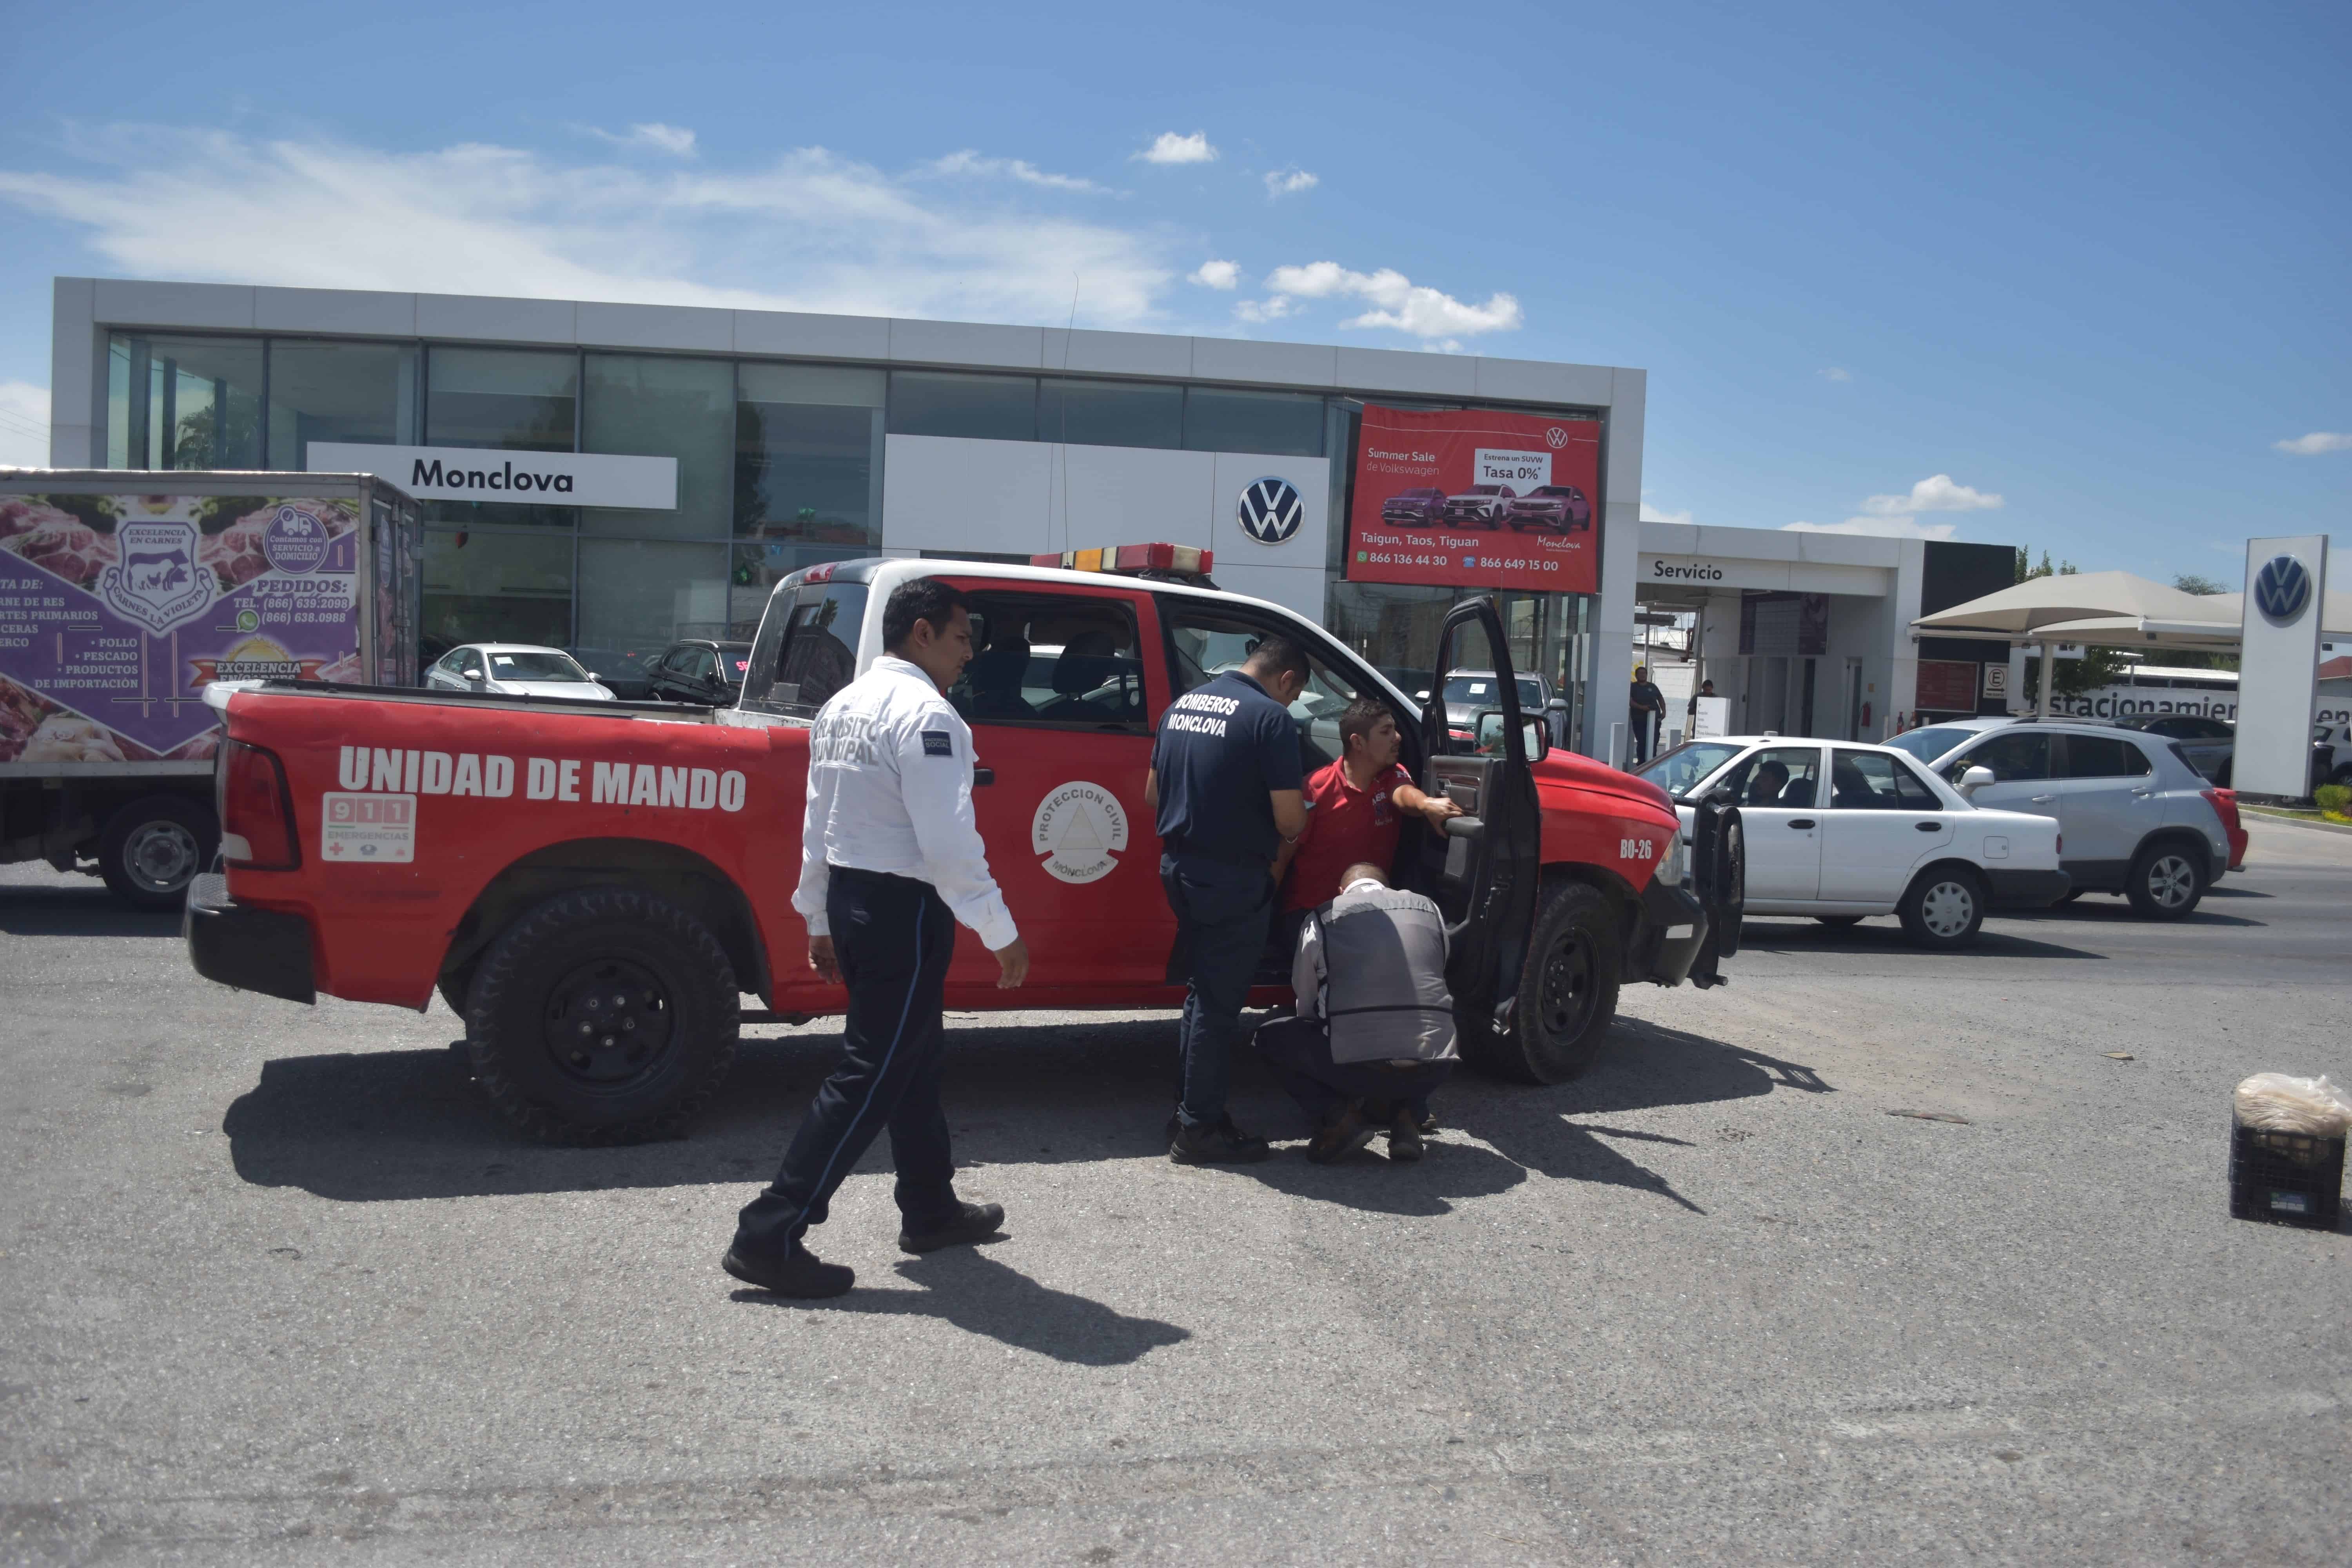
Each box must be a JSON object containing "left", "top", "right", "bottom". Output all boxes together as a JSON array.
[{"left": 2, "top": 820, "right": 2347, "bottom": 1564}]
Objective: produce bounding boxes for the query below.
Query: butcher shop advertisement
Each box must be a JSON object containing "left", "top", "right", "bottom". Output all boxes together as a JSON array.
[
  {"left": 0, "top": 493, "right": 364, "bottom": 765},
  {"left": 1345, "top": 405, "right": 1602, "bottom": 595}
]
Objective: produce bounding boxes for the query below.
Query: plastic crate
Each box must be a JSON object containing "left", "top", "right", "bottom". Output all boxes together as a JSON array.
[{"left": 2229, "top": 1123, "right": 2345, "bottom": 1229}]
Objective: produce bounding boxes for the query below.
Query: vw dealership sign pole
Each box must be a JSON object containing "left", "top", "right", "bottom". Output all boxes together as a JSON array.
[{"left": 2235, "top": 534, "right": 2330, "bottom": 800}]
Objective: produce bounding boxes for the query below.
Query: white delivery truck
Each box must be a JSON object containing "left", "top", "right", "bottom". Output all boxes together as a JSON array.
[{"left": 0, "top": 469, "right": 420, "bottom": 906}]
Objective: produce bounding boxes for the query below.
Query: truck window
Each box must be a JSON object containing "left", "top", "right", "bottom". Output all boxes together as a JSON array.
[
  {"left": 1159, "top": 600, "right": 1379, "bottom": 770},
  {"left": 948, "top": 592, "right": 1147, "bottom": 731},
  {"left": 743, "top": 582, "right": 868, "bottom": 719}
]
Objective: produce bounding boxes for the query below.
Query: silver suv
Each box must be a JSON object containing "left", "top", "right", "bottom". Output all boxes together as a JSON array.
[{"left": 1886, "top": 719, "right": 2235, "bottom": 918}]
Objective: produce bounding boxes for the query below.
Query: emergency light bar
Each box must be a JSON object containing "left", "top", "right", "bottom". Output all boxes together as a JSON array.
[{"left": 1029, "top": 543, "right": 1214, "bottom": 577}]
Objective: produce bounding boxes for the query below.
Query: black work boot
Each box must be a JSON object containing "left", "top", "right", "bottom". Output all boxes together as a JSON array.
[
  {"left": 722, "top": 1240, "right": 854, "bottom": 1298},
  {"left": 1169, "top": 1117, "right": 1271, "bottom": 1164},
  {"left": 899, "top": 1201, "right": 1005, "bottom": 1254},
  {"left": 1307, "top": 1100, "right": 1377, "bottom": 1164},
  {"left": 1386, "top": 1107, "right": 1426, "bottom": 1163}
]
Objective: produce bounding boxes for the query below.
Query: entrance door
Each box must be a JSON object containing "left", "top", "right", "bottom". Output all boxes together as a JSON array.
[
  {"left": 943, "top": 583, "right": 1167, "bottom": 993},
  {"left": 1843, "top": 657, "right": 1863, "bottom": 741},
  {"left": 1419, "top": 598, "right": 1541, "bottom": 1049}
]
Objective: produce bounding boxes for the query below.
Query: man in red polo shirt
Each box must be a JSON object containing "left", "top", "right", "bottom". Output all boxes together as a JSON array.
[{"left": 1277, "top": 698, "right": 1462, "bottom": 918}]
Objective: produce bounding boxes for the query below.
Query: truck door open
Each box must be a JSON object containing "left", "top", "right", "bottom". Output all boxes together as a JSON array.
[{"left": 1415, "top": 597, "right": 1543, "bottom": 1056}]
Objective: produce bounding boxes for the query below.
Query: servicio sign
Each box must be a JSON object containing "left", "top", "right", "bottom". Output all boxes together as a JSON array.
[{"left": 307, "top": 443, "right": 679, "bottom": 510}]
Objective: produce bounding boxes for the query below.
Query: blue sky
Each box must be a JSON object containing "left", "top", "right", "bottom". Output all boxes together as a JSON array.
[{"left": 0, "top": 0, "right": 2344, "bottom": 582}]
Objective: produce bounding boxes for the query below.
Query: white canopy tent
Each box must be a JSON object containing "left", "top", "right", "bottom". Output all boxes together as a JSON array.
[{"left": 1911, "top": 572, "right": 2243, "bottom": 718}]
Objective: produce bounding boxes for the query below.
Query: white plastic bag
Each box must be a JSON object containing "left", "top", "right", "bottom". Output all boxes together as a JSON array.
[{"left": 2233, "top": 1074, "right": 2352, "bottom": 1137}]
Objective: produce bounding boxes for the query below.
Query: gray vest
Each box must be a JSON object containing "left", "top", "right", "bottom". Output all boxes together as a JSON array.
[{"left": 1316, "top": 886, "right": 1457, "bottom": 1065}]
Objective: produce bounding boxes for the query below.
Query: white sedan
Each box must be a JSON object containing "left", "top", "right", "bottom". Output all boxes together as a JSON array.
[
  {"left": 1635, "top": 736, "right": 2070, "bottom": 948},
  {"left": 423, "top": 644, "right": 615, "bottom": 701}
]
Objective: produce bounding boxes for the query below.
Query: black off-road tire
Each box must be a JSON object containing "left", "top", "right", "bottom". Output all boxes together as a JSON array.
[
  {"left": 464, "top": 886, "right": 739, "bottom": 1145},
  {"left": 1896, "top": 864, "right": 1986, "bottom": 949},
  {"left": 1476, "top": 880, "right": 1622, "bottom": 1085},
  {"left": 2125, "top": 840, "right": 2206, "bottom": 921},
  {"left": 97, "top": 794, "right": 217, "bottom": 909}
]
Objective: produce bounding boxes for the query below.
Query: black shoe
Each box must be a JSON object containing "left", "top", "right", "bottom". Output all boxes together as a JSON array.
[
  {"left": 1417, "top": 1111, "right": 1438, "bottom": 1135},
  {"left": 899, "top": 1200, "right": 1005, "bottom": 1254},
  {"left": 722, "top": 1241, "right": 853, "bottom": 1298},
  {"left": 1307, "top": 1101, "right": 1377, "bottom": 1164},
  {"left": 1169, "top": 1118, "right": 1271, "bottom": 1164},
  {"left": 1387, "top": 1107, "right": 1425, "bottom": 1163}
]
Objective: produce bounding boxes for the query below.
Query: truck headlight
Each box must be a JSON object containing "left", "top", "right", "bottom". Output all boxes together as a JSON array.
[{"left": 1655, "top": 831, "right": 1688, "bottom": 886}]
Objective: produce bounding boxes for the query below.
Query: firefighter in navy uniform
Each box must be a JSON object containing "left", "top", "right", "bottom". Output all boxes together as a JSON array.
[
  {"left": 724, "top": 577, "right": 1029, "bottom": 1299},
  {"left": 1145, "top": 635, "right": 1310, "bottom": 1163}
]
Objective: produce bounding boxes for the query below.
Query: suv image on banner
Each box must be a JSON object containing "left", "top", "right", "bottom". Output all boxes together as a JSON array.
[
  {"left": 1441, "top": 485, "right": 1516, "bottom": 528},
  {"left": 1506, "top": 485, "right": 1592, "bottom": 534},
  {"left": 1380, "top": 488, "right": 1449, "bottom": 528}
]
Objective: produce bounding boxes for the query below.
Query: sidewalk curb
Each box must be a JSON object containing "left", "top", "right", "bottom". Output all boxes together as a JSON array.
[{"left": 2240, "top": 806, "right": 2352, "bottom": 837}]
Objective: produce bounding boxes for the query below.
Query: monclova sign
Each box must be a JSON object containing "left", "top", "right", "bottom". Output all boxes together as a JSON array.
[{"left": 307, "top": 443, "right": 679, "bottom": 510}]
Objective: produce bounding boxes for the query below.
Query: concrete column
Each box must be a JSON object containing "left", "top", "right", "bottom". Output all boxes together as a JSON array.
[{"left": 48, "top": 277, "right": 102, "bottom": 466}]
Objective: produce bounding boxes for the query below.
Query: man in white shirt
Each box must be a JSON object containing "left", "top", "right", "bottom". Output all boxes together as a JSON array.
[{"left": 726, "top": 577, "right": 1029, "bottom": 1298}]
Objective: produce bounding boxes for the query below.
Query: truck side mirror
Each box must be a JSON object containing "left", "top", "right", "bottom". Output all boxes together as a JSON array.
[{"left": 1956, "top": 764, "right": 1995, "bottom": 799}]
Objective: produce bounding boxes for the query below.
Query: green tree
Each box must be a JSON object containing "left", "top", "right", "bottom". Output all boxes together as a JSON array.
[{"left": 2163, "top": 573, "right": 2240, "bottom": 670}]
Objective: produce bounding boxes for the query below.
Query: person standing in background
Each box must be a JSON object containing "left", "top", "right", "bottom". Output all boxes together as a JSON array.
[{"left": 1629, "top": 664, "right": 1666, "bottom": 765}]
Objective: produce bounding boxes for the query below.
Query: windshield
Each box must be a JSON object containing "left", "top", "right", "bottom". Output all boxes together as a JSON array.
[
  {"left": 488, "top": 651, "right": 592, "bottom": 682},
  {"left": 1635, "top": 740, "right": 1745, "bottom": 797},
  {"left": 1442, "top": 675, "right": 1543, "bottom": 709},
  {"left": 1883, "top": 725, "right": 1974, "bottom": 763}
]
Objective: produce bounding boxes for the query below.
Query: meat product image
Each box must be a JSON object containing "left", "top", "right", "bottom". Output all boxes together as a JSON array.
[
  {"left": 200, "top": 512, "right": 272, "bottom": 592},
  {"left": 315, "top": 650, "right": 362, "bottom": 684},
  {"left": 0, "top": 677, "right": 51, "bottom": 761},
  {"left": 21, "top": 713, "right": 125, "bottom": 765},
  {"left": 164, "top": 729, "right": 221, "bottom": 762},
  {"left": 0, "top": 499, "right": 116, "bottom": 592}
]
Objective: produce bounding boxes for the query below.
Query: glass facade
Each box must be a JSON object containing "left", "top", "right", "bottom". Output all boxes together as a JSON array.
[{"left": 100, "top": 329, "right": 1601, "bottom": 701}]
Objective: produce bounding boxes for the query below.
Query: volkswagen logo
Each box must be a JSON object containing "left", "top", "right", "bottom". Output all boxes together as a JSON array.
[
  {"left": 1236, "top": 477, "right": 1304, "bottom": 545},
  {"left": 1544, "top": 426, "right": 1569, "bottom": 449},
  {"left": 2253, "top": 554, "right": 2312, "bottom": 624}
]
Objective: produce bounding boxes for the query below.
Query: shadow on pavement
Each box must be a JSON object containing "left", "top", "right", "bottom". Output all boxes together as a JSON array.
[
  {"left": 0, "top": 883, "right": 180, "bottom": 938},
  {"left": 223, "top": 1016, "right": 1829, "bottom": 1215},
  {"left": 1737, "top": 917, "right": 2112, "bottom": 958},
  {"left": 736, "top": 1248, "right": 1189, "bottom": 1365}
]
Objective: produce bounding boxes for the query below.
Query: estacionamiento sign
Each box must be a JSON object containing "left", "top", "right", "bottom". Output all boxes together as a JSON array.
[{"left": 307, "top": 443, "right": 679, "bottom": 510}]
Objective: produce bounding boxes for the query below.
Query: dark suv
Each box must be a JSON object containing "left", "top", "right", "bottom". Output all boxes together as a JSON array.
[
  {"left": 644, "top": 639, "right": 753, "bottom": 704},
  {"left": 1505, "top": 484, "right": 1592, "bottom": 534},
  {"left": 1379, "top": 488, "right": 1448, "bottom": 528}
]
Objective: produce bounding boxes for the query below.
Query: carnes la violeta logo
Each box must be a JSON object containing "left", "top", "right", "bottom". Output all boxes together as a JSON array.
[{"left": 336, "top": 747, "right": 746, "bottom": 811}]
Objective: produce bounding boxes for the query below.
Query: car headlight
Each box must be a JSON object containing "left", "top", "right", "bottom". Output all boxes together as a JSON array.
[{"left": 1655, "top": 830, "right": 1688, "bottom": 886}]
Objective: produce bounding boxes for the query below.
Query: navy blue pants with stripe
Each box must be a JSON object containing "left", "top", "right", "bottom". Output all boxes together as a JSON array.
[{"left": 735, "top": 867, "right": 962, "bottom": 1254}]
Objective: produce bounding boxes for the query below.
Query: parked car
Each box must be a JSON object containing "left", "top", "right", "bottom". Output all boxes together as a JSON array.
[
  {"left": 1505, "top": 484, "right": 1592, "bottom": 534},
  {"left": 643, "top": 639, "right": 754, "bottom": 704},
  {"left": 1440, "top": 670, "right": 1570, "bottom": 748},
  {"left": 1635, "top": 735, "right": 2069, "bottom": 948},
  {"left": 1440, "top": 485, "right": 1515, "bottom": 528},
  {"left": 423, "top": 644, "right": 614, "bottom": 701},
  {"left": 566, "top": 646, "right": 657, "bottom": 701},
  {"left": 2317, "top": 720, "right": 2352, "bottom": 787},
  {"left": 1379, "top": 488, "right": 1449, "bottom": 528},
  {"left": 2114, "top": 712, "right": 2233, "bottom": 782},
  {"left": 1882, "top": 719, "right": 2242, "bottom": 918}
]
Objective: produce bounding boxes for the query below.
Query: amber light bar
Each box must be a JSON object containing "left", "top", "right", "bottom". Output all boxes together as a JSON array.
[{"left": 1028, "top": 543, "right": 1214, "bottom": 576}]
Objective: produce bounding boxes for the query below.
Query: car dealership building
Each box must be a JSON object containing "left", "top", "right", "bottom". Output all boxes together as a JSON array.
[{"left": 43, "top": 276, "right": 2009, "bottom": 758}]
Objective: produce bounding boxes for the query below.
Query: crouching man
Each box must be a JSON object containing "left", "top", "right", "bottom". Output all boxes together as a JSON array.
[{"left": 1252, "top": 862, "right": 1457, "bottom": 1163}]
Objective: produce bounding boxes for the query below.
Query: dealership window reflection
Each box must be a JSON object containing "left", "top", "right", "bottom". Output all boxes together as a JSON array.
[
  {"left": 107, "top": 334, "right": 265, "bottom": 469},
  {"left": 421, "top": 530, "right": 574, "bottom": 661},
  {"left": 737, "top": 362, "right": 883, "bottom": 562},
  {"left": 267, "top": 341, "right": 417, "bottom": 471},
  {"left": 582, "top": 354, "right": 731, "bottom": 540}
]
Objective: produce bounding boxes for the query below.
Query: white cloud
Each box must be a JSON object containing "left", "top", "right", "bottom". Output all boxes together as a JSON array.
[
  {"left": 1260, "top": 261, "right": 1521, "bottom": 339},
  {"left": 1785, "top": 516, "right": 1960, "bottom": 541},
  {"left": 1819, "top": 366, "right": 1851, "bottom": 382},
  {"left": 1189, "top": 259, "right": 1239, "bottom": 290},
  {"left": 1639, "top": 503, "right": 1694, "bottom": 526},
  {"left": 0, "top": 381, "right": 50, "bottom": 467},
  {"left": 923, "top": 150, "right": 1115, "bottom": 196},
  {"left": 1234, "top": 296, "right": 1292, "bottom": 323},
  {"left": 2275, "top": 430, "right": 2352, "bottom": 456},
  {"left": 1135, "top": 131, "right": 1217, "bottom": 165},
  {"left": 1263, "top": 167, "right": 1318, "bottom": 199},
  {"left": 1857, "top": 474, "right": 2003, "bottom": 516},
  {"left": 581, "top": 122, "right": 698, "bottom": 157},
  {"left": 0, "top": 127, "right": 1176, "bottom": 330}
]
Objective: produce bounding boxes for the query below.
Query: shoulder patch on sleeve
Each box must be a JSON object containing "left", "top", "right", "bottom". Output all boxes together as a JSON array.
[{"left": 922, "top": 730, "right": 954, "bottom": 757}]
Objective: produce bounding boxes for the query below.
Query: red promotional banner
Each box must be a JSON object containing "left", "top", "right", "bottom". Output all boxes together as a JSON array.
[{"left": 1346, "top": 405, "right": 1601, "bottom": 595}]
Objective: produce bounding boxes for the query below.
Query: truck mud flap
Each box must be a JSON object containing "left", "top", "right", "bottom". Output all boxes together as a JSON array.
[
  {"left": 184, "top": 872, "right": 316, "bottom": 1004},
  {"left": 1686, "top": 791, "right": 1744, "bottom": 983}
]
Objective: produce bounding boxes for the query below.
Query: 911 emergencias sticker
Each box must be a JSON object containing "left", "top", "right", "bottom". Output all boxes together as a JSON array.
[{"left": 321, "top": 792, "right": 416, "bottom": 864}]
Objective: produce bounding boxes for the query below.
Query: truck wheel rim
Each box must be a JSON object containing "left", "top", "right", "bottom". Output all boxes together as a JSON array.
[
  {"left": 2147, "top": 855, "right": 2194, "bottom": 907},
  {"left": 1539, "top": 928, "right": 1596, "bottom": 1039},
  {"left": 1921, "top": 880, "right": 1974, "bottom": 937},
  {"left": 123, "top": 821, "right": 199, "bottom": 895},
  {"left": 543, "top": 958, "right": 675, "bottom": 1090}
]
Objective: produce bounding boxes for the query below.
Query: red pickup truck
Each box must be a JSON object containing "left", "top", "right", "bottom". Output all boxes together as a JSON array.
[{"left": 188, "top": 556, "right": 1740, "bottom": 1143}]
